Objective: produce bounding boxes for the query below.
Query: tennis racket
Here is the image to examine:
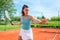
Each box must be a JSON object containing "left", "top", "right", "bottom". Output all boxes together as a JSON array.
[{"left": 5, "top": 10, "right": 13, "bottom": 25}]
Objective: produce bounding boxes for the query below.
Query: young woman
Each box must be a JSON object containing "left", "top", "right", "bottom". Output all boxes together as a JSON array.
[{"left": 13, "top": 5, "right": 47, "bottom": 40}]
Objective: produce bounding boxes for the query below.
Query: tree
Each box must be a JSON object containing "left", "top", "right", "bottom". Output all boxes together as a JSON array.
[
  {"left": 50, "top": 16, "right": 60, "bottom": 21},
  {"left": 0, "top": 0, "right": 16, "bottom": 24},
  {"left": 37, "top": 16, "right": 42, "bottom": 20},
  {"left": 12, "top": 16, "right": 20, "bottom": 21}
]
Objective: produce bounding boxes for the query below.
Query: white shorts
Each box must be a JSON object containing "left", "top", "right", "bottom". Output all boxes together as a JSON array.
[{"left": 19, "top": 28, "right": 33, "bottom": 40}]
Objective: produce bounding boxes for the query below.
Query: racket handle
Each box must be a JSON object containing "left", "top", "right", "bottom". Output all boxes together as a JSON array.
[{"left": 10, "top": 21, "right": 13, "bottom": 25}]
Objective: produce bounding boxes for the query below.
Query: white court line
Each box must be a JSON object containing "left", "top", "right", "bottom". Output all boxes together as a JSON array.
[{"left": 52, "top": 34, "right": 58, "bottom": 40}]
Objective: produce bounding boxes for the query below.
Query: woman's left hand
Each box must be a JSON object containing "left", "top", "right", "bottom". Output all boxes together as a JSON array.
[{"left": 41, "top": 18, "right": 48, "bottom": 24}]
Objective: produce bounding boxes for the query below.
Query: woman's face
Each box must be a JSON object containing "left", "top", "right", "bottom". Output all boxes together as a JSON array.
[{"left": 23, "top": 7, "right": 29, "bottom": 16}]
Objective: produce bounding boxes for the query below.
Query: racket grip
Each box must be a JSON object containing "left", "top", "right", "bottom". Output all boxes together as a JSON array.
[{"left": 10, "top": 21, "right": 13, "bottom": 25}]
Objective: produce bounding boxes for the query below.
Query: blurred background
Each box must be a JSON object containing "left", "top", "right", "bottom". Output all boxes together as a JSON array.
[{"left": 0, "top": 0, "right": 60, "bottom": 31}]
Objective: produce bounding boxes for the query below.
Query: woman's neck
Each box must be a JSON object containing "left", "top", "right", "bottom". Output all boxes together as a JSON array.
[
  {"left": 23, "top": 15, "right": 28, "bottom": 19},
  {"left": 24, "top": 15, "right": 28, "bottom": 17}
]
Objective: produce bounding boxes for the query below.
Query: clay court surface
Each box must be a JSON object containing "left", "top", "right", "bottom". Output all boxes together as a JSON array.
[{"left": 0, "top": 28, "right": 60, "bottom": 40}]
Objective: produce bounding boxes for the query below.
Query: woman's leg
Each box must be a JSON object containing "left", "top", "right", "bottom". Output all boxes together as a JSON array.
[{"left": 18, "top": 36, "right": 22, "bottom": 40}]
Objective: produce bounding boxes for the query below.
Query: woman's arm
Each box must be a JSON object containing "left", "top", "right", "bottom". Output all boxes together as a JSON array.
[
  {"left": 30, "top": 16, "right": 47, "bottom": 24},
  {"left": 12, "top": 22, "right": 22, "bottom": 25}
]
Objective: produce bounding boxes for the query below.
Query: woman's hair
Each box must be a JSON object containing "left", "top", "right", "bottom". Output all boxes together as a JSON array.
[{"left": 22, "top": 5, "right": 28, "bottom": 16}]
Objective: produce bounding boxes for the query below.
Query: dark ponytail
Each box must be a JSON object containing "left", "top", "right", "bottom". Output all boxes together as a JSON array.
[{"left": 22, "top": 5, "right": 28, "bottom": 16}]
